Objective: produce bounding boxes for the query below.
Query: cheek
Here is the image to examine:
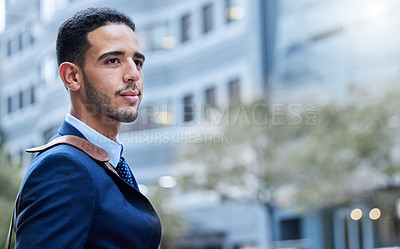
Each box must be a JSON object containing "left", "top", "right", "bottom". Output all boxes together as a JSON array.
[
  {"left": 96, "top": 85, "right": 113, "bottom": 97},
  {"left": 97, "top": 78, "right": 118, "bottom": 93},
  {"left": 138, "top": 78, "right": 144, "bottom": 92}
]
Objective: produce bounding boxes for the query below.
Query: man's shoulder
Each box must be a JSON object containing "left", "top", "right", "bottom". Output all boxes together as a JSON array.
[
  {"left": 34, "top": 143, "right": 94, "bottom": 162},
  {"left": 22, "top": 136, "right": 111, "bottom": 188},
  {"left": 27, "top": 143, "right": 99, "bottom": 175},
  {"left": 20, "top": 143, "right": 100, "bottom": 194}
]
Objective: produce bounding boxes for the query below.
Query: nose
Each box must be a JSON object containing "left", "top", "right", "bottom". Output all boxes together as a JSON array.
[{"left": 123, "top": 59, "right": 140, "bottom": 83}]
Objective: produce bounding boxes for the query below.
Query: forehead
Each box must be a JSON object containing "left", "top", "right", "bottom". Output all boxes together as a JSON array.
[{"left": 86, "top": 24, "right": 141, "bottom": 56}]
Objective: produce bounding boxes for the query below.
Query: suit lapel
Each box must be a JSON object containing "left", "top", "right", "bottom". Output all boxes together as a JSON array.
[{"left": 54, "top": 121, "right": 141, "bottom": 193}]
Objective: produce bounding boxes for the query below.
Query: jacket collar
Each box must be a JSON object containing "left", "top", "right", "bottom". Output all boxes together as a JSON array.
[{"left": 52, "top": 120, "right": 86, "bottom": 140}]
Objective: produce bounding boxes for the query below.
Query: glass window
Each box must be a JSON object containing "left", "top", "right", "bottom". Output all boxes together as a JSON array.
[
  {"left": 29, "top": 26, "right": 35, "bottom": 44},
  {"left": 225, "top": 0, "right": 244, "bottom": 23},
  {"left": 280, "top": 218, "right": 302, "bottom": 240},
  {"left": 30, "top": 85, "right": 36, "bottom": 105},
  {"left": 228, "top": 78, "right": 240, "bottom": 106},
  {"left": 183, "top": 95, "right": 194, "bottom": 122},
  {"left": 204, "top": 86, "right": 217, "bottom": 120},
  {"left": 18, "top": 32, "right": 23, "bottom": 51},
  {"left": 181, "top": 14, "right": 191, "bottom": 42},
  {"left": 205, "top": 86, "right": 216, "bottom": 107},
  {"left": 18, "top": 90, "right": 24, "bottom": 109},
  {"left": 7, "top": 39, "right": 12, "bottom": 57},
  {"left": 202, "top": 3, "right": 214, "bottom": 33},
  {"left": 144, "top": 22, "right": 175, "bottom": 51},
  {"left": 7, "top": 96, "right": 12, "bottom": 114}
]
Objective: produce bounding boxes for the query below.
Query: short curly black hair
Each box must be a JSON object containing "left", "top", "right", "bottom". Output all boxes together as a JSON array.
[{"left": 56, "top": 7, "right": 136, "bottom": 68}]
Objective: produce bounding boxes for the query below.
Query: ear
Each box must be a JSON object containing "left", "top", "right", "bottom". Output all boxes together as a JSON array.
[{"left": 59, "top": 62, "right": 82, "bottom": 91}]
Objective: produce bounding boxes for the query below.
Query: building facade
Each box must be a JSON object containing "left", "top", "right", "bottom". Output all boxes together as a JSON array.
[
  {"left": 273, "top": 0, "right": 400, "bottom": 102},
  {"left": 272, "top": 0, "right": 400, "bottom": 249}
]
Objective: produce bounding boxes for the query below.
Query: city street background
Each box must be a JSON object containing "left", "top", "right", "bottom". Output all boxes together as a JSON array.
[{"left": 1, "top": 0, "right": 400, "bottom": 248}]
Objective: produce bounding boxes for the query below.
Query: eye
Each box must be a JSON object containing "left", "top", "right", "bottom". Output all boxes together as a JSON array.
[
  {"left": 105, "top": 58, "right": 119, "bottom": 64},
  {"left": 134, "top": 60, "right": 144, "bottom": 68}
]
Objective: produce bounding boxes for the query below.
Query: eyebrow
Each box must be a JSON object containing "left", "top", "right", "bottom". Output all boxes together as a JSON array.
[
  {"left": 97, "top": 51, "right": 125, "bottom": 61},
  {"left": 135, "top": 52, "right": 146, "bottom": 62},
  {"left": 97, "top": 51, "right": 146, "bottom": 62}
]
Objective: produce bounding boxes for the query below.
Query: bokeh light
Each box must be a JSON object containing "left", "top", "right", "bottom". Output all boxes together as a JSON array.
[
  {"left": 369, "top": 208, "right": 381, "bottom": 220},
  {"left": 351, "top": 208, "right": 363, "bottom": 221}
]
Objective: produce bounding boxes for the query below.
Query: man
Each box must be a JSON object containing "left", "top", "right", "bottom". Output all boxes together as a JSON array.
[{"left": 13, "top": 7, "right": 162, "bottom": 248}]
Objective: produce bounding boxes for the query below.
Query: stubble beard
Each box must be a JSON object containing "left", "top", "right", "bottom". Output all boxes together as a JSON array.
[{"left": 82, "top": 70, "right": 140, "bottom": 123}]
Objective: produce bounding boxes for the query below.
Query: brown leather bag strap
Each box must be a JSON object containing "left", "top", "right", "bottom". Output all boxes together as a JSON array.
[
  {"left": 25, "top": 135, "right": 118, "bottom": 174},
  {"left": 26, "top": 135, "right": 110, "bottom": 162},
  {"left": 5, "top": 135, "right": 116, "bottom": 249}
]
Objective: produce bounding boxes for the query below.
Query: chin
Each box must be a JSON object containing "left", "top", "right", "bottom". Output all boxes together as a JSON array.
[{"left": 120, "top": 111, "right": 139, "bottom": 123}]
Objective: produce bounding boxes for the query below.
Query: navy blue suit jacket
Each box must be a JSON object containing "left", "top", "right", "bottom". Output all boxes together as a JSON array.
[{"left": 14, "top": 121, "right": 162, "bottom": 248}]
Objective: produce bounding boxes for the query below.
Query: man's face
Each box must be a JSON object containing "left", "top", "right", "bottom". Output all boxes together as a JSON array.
[{"left": 82, "top": 24, "right": 145, "bottom": 123}]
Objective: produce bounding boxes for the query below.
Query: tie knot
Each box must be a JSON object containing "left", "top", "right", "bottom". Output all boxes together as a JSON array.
[{"left": 118, "top": 156, "right": 127, "bottom": 166}]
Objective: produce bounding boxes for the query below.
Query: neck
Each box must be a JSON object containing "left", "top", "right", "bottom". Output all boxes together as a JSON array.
[{"left": 70, "top": 109, "right": 120, "bottom": 141}]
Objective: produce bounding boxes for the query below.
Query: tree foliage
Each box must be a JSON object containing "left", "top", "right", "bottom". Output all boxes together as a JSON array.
[
  {"left": 178, "top": 100, "right": 307, "bottom": 203},
  {"left": 289, "top": 89, "right": 400, "bottom": 208},
  {"left": 0, "top": 150, "right": 21, "bottom": 247},
  {"left": 147, "top": 186, "right": 187, "bottom": 249},
  {"left": 177, "top": 88, "right": 400, "bottom": 210}
]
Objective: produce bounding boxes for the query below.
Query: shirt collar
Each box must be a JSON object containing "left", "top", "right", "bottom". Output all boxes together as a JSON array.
[{"left": 65, "top": 113, "right": 122, "bottom": 167}]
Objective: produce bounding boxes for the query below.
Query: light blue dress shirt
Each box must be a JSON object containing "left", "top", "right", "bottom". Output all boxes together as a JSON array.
[{"left": 65, "top": 113, "right": 122, "bottom": 168}]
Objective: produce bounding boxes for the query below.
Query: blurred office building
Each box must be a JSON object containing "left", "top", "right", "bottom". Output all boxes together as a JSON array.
[
  {"left": 1, "top": 0, "right": 274, "bottom": 248},
  {"left": 272, "top": 1, "right": 400, "bottom": 249},
  {"left": 273, "top": 0, "right": 400, "bottom": 102}
]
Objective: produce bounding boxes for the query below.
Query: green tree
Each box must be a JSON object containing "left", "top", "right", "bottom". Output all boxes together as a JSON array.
[
  {"left": 287, "top": 89, "right": 400, "bottom": 208},
  {"left": 0, "top": 150, "right": 21, "bottom": 248},
  {"left": 147, "top": 186, "right": 187, "bottom": 249},
  {"left": 178, "top": 100, "right": 305, "bottom": 203},
  {"left": 177, "top": 88, "right": 400, "bottom": 210},
  {"left": 177, "top": 100, "right": 307, "bottom": 247}
]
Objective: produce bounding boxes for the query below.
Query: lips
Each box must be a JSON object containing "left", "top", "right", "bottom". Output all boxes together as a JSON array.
[{"left": 120, "top": 90, "right": 140, "bottom": 103}]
